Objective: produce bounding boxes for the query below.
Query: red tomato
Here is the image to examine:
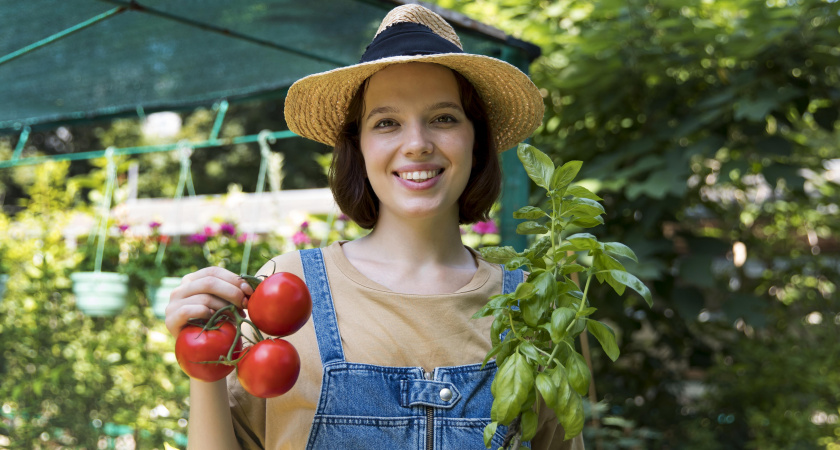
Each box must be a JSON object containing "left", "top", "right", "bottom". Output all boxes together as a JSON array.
[
  {"left": 175, "top": 320, "right": 241, "bottom": 382},
  {"left": 248, "top": 272, "right": 312, "bottom": 337},
  {"left": 237, "top": 339, "right": 300, "bottom": 398}
]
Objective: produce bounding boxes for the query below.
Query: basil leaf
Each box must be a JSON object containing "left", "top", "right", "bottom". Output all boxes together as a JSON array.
[
  {"left": 517, "top": 143, "right": 555, "bottom": 191},
  {"left": 551, "top": 160, "right": 583, "bottom": 190},
  {"left": 587, "top": 319, "right": 620, "bottom": 362}
]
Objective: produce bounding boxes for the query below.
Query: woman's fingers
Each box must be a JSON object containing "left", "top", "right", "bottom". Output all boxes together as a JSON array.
[
  {"left": 164, "top": 266, "right": 252, "bottom": 338},
  {"left": 177, "top": 267, "right": 248, "bottom": 309}
]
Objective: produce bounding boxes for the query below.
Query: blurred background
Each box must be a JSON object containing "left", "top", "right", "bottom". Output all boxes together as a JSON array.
[{"left": 0, "top": 0, "right": 838, "bottom": 448}]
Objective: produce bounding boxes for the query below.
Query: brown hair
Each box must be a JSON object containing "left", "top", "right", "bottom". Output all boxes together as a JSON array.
[{"left": 329, "top": 67, "right": 500, "bottom": 229}]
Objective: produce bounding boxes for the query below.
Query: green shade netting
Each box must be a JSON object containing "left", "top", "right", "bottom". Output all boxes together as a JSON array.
[{"left": 0, "top": 0, "right": 535, "bottom": 133}]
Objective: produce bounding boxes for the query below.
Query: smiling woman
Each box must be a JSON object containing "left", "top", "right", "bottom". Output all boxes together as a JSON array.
[{"left": 164, "top": 4, "right": 584, "bottom": 450}]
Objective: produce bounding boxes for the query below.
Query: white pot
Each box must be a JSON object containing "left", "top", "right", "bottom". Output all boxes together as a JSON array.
[
  {"left": 70, "top": 272, "right": 129, "bottom": 317},
  {"left": 148, "top": 277, "right": 181, "bottom": 319},
  {"left": 0, "top": 274, "right": 8, "bottom": 302}
]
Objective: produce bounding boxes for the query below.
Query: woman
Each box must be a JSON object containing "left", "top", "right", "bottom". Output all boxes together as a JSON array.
[{"left": 165, "top": 5, "right": 584, "bottom": 449}]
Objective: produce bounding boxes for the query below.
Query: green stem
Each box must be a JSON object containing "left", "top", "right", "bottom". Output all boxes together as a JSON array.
[
  {"left": 548, "top": 341, "right": 562, "bottom": 369},
  {"left": 507, "top": 310, "right": 521, "bottom": 340},
  {"left": 242, "top": 319, "right": 266, "bottom": 342},
  {"left": 202, "top": 304, "right": 236, "bottom": 331}
]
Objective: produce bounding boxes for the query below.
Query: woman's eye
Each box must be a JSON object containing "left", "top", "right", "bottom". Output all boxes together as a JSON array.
[
  {"left": 434, "top": 115, "right": 457, "bottom": 124},
  {"left": 374, "top": 119, "right": 397, "bottom": 128}
]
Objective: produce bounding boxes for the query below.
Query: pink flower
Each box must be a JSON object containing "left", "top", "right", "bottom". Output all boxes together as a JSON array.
[
  {"left": 188, "top": 233, "right": 208, "bottom": 244},
  {"left": 203, "top": 226, "right": 216, "bottom": 237},
  {"left": 220, "top": 223, "right": 236, "bottom": 235},
  {"left": 237, "top": 233, "right": 252, "bottom": 244},
  {"left": 118, "top": 224, "right": 130, "bottom": 233},
  {"left": 472, "top": 220, "right": 498, "bottom": 236},
  {"left": 149, "top": 221, "right": 161, "bottom": 229},
  {"left": 292, "top": 231, "right": 311, "bottom": 247},
  {"left": 300, "top": 221, "right": 309, "bottom": 231},
  {"left": 338, "top": 214, "right": 349, "bottom": 222}
]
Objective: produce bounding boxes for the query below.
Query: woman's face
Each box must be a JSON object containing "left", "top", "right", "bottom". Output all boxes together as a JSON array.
[{"left": 359, "top": 62, "right": 474, "bottom": 224}]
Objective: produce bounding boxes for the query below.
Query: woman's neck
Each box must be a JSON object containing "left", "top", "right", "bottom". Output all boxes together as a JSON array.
[
  {"left": 340, "top": 209, "right": 478, "bottom": 294},
  {"left": 360, "top": 209, "right": 471, "bottom": 266}
]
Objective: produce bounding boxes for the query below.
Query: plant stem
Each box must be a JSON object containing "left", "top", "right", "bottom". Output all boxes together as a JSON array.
[{"left": 507, "top": 310, "right": 521, "bottom": 340}]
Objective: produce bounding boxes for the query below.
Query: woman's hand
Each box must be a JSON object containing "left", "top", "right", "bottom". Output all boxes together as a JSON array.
[{"left": 164, "top": 266, "right": 254, "bottom": 339}]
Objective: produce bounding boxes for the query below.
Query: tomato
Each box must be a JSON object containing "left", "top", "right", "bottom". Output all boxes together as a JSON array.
[
  {"left": 248, "top": 272, "right": 312, "bottom": 337},
  {"left": 237, "top": 338, "right": 300, "bottom": 398},
  {"left": 175, "top": 320, "right": 241, "bottom": 382}
]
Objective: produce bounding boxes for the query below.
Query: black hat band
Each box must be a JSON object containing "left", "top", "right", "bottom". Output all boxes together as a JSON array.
[{"left": 359, "top": 22, "right": 463, "bottom": 64}]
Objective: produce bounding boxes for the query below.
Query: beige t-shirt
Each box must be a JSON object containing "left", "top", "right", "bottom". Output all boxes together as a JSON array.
[{"left": 228, "top": 241, "right": 585, "bottom": 450}]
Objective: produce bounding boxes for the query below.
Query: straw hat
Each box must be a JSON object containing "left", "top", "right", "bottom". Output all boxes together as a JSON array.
[{"left": 284, "top": 4, "right": 544, "bottom": 152}]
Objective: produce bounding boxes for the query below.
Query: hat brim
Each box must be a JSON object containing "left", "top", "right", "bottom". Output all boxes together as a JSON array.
[{"left": 284, "top": 53, "right": 544, "bottom": 152}]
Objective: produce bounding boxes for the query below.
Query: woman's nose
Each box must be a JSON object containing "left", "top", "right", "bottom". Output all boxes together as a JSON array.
[{"left": 401, "top": 121, "right": 433, "bottom": 156}]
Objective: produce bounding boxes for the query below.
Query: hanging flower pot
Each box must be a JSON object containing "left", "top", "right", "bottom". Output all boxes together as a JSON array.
[
  {"left": 148, "top": 276, "right": 181, "bottom": 319},
  {"left": 0, "top": 274, "right": 8, "bottom": 302},
  {"left": 71, "top": 271, "right": 130, "bottom": 317}
]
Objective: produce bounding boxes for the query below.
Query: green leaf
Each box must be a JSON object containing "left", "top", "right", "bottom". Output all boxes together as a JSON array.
[
  {"left": 586, "top": 319, "right": 620, "bottom": 362},
  {"left": 569, "top": 318, "right": 586, "bottom": 337},
  {"left": 483, "top": 421, "right": 498, "bottom": 448},
  {"left": 565, "top": 233, "right": 603, "bottom": 251},
  {"left": 604, "top": 242, "right": 639, "bottom": 262},
  {"left": 551, "top": 160, "right": 583, "bottom": 190},
  {"left": 566, "top": 185, "right": 602, "bottom": 201},
  {"left": 516, "top": 221, "right": 549, "bottom": 235},
  {"left": 518, "top": 341, "right": 541, "bottom": 364},
  {"left": 513, "top": 206, "right": 549, "bottom": 220},
  {"left": 560, "top": 264, "right": 585, "bottom": 276},
  {"left": 520, "top": 296, "right": 543, "bottom": 328},
  {"left": 517, "top": 143, "right": 555, "bottom": 191},
  {"left": 526, "top": 236, "right": 553, "bottom": 260},
  {"left": 550, "top": 307, "right": 576, "bottom": 343},
  {"left": 535, "top": 372, "right": 557, "bottom": 411},
  {"left": 482, "top": 340, "right": 509, "bottom": 369},
  {"left": 561, "top": 391, "right": 585, "bottom": 439},
  {"left": 513, "top": 282, "right": 536, "bottom": 300},
  {"left": 473, "top": 293, "right": 514, "bottom": 319},
  {"left": 521, "top": 410, "right": 539, "bottom": 442},
  {"left": 604, "top": 269, "right": 653, "bottom": 307},
  {"left": 505, "top": 257, "right": 531, "bottom": 271},
  {"left": 564, "top": 351, "right": 591, "bottom": 396},
  {"left": 577, "top": 307, "right": 597, "bottom": 317},
  {"left": 594, "top": 254, "right": 626, "bottom": 295},
  {"left": 490, "top": 353, "right": 534, "bottom": 425},
  {"left": 562, "top": 198, "right": 605, "bottom": 218},
  {"left": 571, "top": 215, "right": 605, "bottom": 228},
  {"left": 554, "top": 365, "right": 573, "bottom": 407},
  {"left": 479, "top": 246, "right": 519, "bottom": 264}
]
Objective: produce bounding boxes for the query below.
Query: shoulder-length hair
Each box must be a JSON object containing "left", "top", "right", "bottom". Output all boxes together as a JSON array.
[{"left": 329, "top": 67, "right": 500, "bottom": 229}]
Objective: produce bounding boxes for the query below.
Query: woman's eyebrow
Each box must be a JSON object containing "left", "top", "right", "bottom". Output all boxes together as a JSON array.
[
  {"left": 366, "top": 106, "right": 398, "bottom": 121},
  {"left": 429, "top": 101, "right": 463, "bottom": 112}
]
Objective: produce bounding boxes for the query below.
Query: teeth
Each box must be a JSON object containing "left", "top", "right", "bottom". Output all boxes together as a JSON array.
[{"left": 398, "top": 170, "right": 440, "bottom": 182}]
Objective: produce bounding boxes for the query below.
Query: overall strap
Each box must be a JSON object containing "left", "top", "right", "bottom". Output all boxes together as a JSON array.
[
  {"left": 300, "top": 248, "right": 345, "bottom": 365},
  {"left": 501, "top": 266, "right": 525, "bottom": 295}
]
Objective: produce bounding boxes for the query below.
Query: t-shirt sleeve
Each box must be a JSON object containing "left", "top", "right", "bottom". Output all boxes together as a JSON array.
[
  {"left": 228, "top": 372, "right": 266, "bottom": 450},
  {"left": 530, "top": 395, "right": 586, "bottom": 450}
]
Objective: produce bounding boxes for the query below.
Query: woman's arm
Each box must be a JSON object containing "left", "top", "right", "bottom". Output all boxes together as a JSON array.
[
  {"left": 165, "top": 266, "right": 253, "bottom": 450},
  {"left": 186, "top": 379, "right": 242, "bottom": 450}
]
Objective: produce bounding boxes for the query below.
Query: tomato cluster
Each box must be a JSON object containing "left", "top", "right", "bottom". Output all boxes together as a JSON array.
[{"left": 174, "top": 272, "right": 312, "bottom": 398}]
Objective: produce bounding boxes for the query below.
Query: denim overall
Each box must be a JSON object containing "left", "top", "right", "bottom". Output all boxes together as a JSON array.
[{"left": 299, "top": 248, "right": 530, "bottom": 449}]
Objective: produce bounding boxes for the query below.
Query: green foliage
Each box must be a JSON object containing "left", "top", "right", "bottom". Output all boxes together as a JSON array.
[
  {"left": 438, "top": 0, "right": 839, "bottom": 447},
  {"left": 476, "top": 144, "right": 650, "bottom": 446},
  {"left": 0, "top": 162, "right": 189, "bottom": 449}
]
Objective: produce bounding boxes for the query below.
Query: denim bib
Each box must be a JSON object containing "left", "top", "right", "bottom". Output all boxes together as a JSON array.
[{"left": 300, "top": 248, "right": 530, "bottom": 449}]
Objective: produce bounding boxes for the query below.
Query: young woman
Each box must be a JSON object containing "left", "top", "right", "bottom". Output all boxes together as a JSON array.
[{"left": 165, "top": 5, "right": 584, "bottom": 449}]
